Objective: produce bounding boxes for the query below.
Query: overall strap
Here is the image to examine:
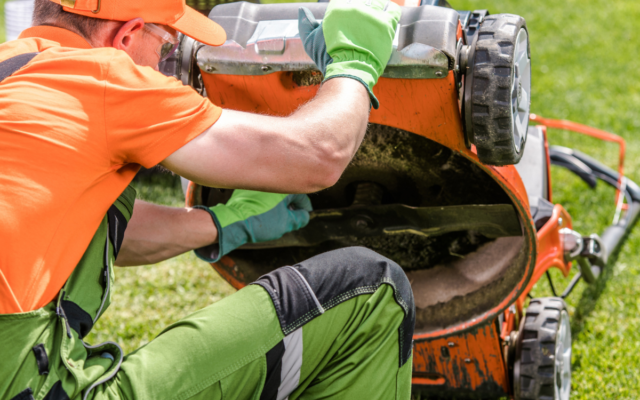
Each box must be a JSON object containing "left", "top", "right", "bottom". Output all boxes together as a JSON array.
[
  {"left": 57, "top": 185, "right": 136, "bottom": 338},
  {"left": 0, "top": 52, "right": 39, "bottom": 82}
]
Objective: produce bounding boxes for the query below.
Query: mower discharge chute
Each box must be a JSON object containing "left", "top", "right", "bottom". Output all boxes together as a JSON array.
[{"left": 160, "top": 2, "right": 640, "bottom": 399}]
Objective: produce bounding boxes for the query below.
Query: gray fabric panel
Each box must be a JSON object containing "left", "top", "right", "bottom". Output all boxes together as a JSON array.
[
  {"left": 253, "top": 247, "right": 415, "bottom": 366},
  {"left": 277, "top": 328, "right": 303, "bottom": 400}
]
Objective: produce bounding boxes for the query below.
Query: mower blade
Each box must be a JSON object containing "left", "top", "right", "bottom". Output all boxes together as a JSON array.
[{"left": 242, "top": 203, "right": 522, "bottom": 249}]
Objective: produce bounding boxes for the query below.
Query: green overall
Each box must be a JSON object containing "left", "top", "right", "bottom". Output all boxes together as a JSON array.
[
  {"left": 1, "top": 186, "right": 135, "bottom": 400},
  {"left": 1, "top": 185, "right": 414, "bottom": 400}
]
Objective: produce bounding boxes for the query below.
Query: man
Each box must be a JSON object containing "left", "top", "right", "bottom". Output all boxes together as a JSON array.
[{"left": 0, "top": 0, "right": 415, "bottom": 399}]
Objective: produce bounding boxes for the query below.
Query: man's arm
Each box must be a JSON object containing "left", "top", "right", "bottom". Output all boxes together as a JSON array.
[
  {"left": 161, "top": 78, "right": 370, "bottom": 194},
  {"left": 121, "top": 78, "right": 368, "bottom": 266},
  {"left": 115, "top": 199, "right": 218, "bottom": 266}
]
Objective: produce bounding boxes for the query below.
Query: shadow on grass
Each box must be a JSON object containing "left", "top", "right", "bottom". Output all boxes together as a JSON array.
[{"left": 570, "top": 246, "right": 621, "bottom": 337}]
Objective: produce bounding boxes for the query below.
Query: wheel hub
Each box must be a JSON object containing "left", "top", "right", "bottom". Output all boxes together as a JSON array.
[
  {"left": 555, "top": 309, "right": 572, "bottom": 400},
  {"left": 511, "top": 28, "right": 531, "bottom": 155}
]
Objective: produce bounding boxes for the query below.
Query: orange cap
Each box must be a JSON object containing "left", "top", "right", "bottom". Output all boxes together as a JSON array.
[{"left": 50, "top": 0, "right": 226, "bottom": 46}]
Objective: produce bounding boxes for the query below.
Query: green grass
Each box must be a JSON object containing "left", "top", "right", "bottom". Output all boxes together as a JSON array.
[{"left": 3, "top": 0, "right": 639, "bottom": 397}]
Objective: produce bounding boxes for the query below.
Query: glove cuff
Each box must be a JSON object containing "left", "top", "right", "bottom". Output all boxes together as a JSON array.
[{"left": 193, "top": 205, "right": 229, "bottom": 263}]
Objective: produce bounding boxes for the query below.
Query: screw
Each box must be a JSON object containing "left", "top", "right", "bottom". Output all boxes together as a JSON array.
[
  {"left": 205, "top": 66, "right": 214, "bottom": 72},
  {"left": 435, "top": 70, "right": 443, "bottom": 77},
  {"left": 353, "top": 215, "right": 374, "bottom": 230},
  {"left": 464, "top": 358, "right": 471, "bottom": 363},
  {"left": 448, "top": 342, "right": 455, "bottom": 347},
  {"left": 261, "top": 65, "right": 271, "bottom": 72},
  {"left": 518, "top": 81, "right": 523, "bottom": 103}
]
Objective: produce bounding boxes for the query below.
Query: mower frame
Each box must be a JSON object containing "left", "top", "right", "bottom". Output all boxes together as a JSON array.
[{"left": 164, "top": 1, "right": 640, "bottom": 398}]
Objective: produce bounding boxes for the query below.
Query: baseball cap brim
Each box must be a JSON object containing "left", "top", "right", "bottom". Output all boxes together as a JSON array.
[{"left": 169, "top": 6, "right": 226, "bottom": 47}]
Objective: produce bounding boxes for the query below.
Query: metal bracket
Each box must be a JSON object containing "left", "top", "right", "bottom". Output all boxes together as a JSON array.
[
  {"left": 60, "top": 0, "right": 99, "bottom": 13},
  {"left": 560, "top": 228, "right": 606, "bottom": 284}
]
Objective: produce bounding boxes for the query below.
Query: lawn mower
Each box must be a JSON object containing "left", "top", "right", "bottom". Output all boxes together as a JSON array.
[{"left": 160, "top": 1, "right": 640, "bottom": 398}]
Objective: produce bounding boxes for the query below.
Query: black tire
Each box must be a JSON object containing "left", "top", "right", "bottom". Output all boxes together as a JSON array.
[
  {"left": 471, "top": 14, "right": 531, "bottom": 165},
  {"left": 514, "top": 297, "right": 572, "bottom": 400}
]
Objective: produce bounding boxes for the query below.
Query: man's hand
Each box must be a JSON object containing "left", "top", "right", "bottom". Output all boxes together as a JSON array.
[
  {"left": 298, "top": 0, "right": 401, "bottom": 108},
  {"left": 194, "top": 190, "right": 312, "bottom": 262},
  {"left": 116, "top": 192, "right": 312, "bottom": 267}
]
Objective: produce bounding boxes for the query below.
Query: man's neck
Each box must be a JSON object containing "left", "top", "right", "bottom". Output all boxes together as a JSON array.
[
  {"left": 36, "top": 22, "right": 95, "bottom": 47},
  {"left": 34, "top": 20, "right": 123, "bottom": 48}
]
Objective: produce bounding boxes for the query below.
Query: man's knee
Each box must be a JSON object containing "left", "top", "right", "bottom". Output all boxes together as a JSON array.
[{"left": 252, "top": 246, "right": 415, "bottom": 366}]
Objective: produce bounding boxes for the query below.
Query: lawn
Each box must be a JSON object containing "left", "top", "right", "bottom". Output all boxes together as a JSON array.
[{"left": 3, "top": 0, "right": 640, "bottom": 398}]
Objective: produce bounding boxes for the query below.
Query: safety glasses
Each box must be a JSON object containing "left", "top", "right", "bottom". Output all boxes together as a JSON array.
[{"left": 144, "top": 23, "right": 179, "bottom": 62}]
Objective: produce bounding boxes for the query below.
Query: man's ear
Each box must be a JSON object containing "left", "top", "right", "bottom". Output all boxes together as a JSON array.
[{"left": 112, "top": 18, "right": 145, "bottom": 52}]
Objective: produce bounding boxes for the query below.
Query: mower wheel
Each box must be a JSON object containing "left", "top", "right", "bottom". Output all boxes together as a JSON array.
[
  {"left": 514, "top": 297, "right": 571, "bottom": 400},
  {"left": 470, "top": 14, "right": 531, "bottom": 165}
]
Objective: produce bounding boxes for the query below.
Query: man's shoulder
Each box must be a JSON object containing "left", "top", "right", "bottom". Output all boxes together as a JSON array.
[
  {"left": 0, "top": 37, "right": 44, "bottom": 63},
  {"left": 17, "top": 44, "right": 175, "bottom": 90},
  {"left": 0, "top": 40, "right": 123, "bottom": 80},
  {"left": 37, "top": 46, "right": 135, "bottom": 74}
]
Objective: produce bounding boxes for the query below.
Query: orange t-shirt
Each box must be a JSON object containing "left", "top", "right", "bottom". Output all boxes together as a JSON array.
[{"left": 0, "top": 26, "right": 222, "bottom": 314}]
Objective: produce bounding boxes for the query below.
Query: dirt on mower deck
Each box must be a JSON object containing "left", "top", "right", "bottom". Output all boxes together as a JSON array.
[
  {"left": 206, "top": 124, "right": 517, "bottom": 275},
  {"left": 312, "top": 124, "right": 512, "bottom": 209},
  {"left": 307, "top": 124, "right": 511, "bottom": 270},
  {"left": 213, "top": 124, "right": 529, "bottom": 330},
  {"left": 358, "top": 231, "right": 492, "bottom": 271}
]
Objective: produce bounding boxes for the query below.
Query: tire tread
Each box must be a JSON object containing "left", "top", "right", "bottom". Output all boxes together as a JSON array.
[
  {"left": 514, "top": 297, "right": 570, "bottom": 400},
  {"left": 471, "top": 14, "right": 529, "bottom": 165}
]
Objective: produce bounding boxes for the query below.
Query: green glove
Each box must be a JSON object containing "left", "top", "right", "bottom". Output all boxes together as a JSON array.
[
  {"left": 194, "top": 190, "right": 313, "bottom": 262},
  {"left": 298, "top": 0, "right": 401, "bottom": 109}
]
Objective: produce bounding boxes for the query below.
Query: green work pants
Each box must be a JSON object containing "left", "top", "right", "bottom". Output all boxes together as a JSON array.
[
  {"left": 92, "top": 247, "right": 415, "bottom": 400},
  {"left": 2, "top": 246, "right": 415, "bottom": 400},
  {"left": 90, "top": 284, "right": 410, "bottom": 400}
]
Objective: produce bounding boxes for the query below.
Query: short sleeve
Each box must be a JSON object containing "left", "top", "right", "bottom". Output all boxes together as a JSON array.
[{"left": 104, "top": 51, "right": 222, "bottom": 168}]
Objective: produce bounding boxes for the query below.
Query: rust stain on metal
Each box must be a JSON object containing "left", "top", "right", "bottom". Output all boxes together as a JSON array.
[
  {"left": 412, "top": 323, "right": 508, "bottom": 396},
  {"left": 211, "top": 256, "right": 246, "bottom": 290}
]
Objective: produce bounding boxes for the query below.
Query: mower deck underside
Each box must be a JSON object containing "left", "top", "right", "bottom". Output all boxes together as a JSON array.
[{"left": 197, "top": 124, "right": 529, "bottom": 332}]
